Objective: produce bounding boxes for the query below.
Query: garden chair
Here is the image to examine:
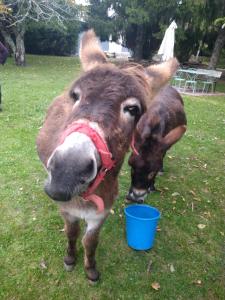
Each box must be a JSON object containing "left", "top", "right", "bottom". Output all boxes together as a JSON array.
[
  {"left": 184, "top": 79, "right": 197, "bottom": 93},
  {"left": 183, "top": 68, "right": 198, "bottom": 93},
  {"left": 172, "top": 70, "right": 185, "bottom": 91},
  {"left": 201, "top": 78, "right": 215, "bottom": 93}
]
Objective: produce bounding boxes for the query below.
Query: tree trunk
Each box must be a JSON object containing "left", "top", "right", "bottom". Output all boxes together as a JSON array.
[
  {"left": 15, "top": 31, "right": 26, "bottom": 66},
  {"left": 133, "top": 25, "right": 145, "bottom": 60},
  {"left": 0, "top": 29, "right": 16, "bottom": 54},
  {"left": 208, "top": 27, "right": 225, "bottom": 70}
]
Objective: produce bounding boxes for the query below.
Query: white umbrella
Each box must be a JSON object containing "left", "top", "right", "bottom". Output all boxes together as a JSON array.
[{"left": 158, "top": 21, "right": 177, "bottom": 61}]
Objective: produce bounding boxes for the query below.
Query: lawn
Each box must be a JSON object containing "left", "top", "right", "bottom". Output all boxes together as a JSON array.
[{"left": 0, "top": 55, "right": 224, "bottom": 300}]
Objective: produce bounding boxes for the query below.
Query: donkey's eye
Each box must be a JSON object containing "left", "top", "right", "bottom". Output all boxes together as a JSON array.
[
  {"left": 121, "top": 98, "right": 142, "bottom": 121},
  {"left": 124, "top": 105, "right": 141, "bottom": 117},
  {"left": 71, "top": 91, "right": 80, "bottom": 102},
  {"left": 70, "top": 88, "right": 81, "bottom": 103}
]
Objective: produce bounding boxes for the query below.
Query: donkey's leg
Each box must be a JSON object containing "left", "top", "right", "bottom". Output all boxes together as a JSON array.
[
  {"left": 61, "top": 214, "right": 80, "bottom": 272},
  {"left": 158, "top": 157, "right": 165, "bottom": 176},
  {"left": 158, "top": 166, "right": 164, "bottom": 176},
  {"left": 82, "top": 214, "right": 107, "bottom": 282}
]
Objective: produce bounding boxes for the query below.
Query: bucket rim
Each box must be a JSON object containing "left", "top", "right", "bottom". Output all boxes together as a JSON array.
[{"left": 124, "top": 204, "right": 161, "bottom": 221}]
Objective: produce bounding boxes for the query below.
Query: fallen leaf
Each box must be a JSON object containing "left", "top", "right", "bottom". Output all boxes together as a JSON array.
[
  {"left": 189, "top": 190, "right": 196, "bottom": 196},
  {"left": 197, "top": 224, "right": 206, "bottom": 229},
  {"left": 147, "top": 260, "right": 153, "bottom": 273},
  {"left": 203, "top": 211, "right": 211, "bottom": 218},
  {"left": 157, "top": 226, "right": 161, "bottom": 232},
  {"left": 169, "top": 264, "right": 175, "bottom": 273},
  {"left": 59, "top": 228, "right": 65, "bottom": 232},
  {"left": 172, "top": 192, "right": 180, "bottom": 197},
  {"left": 110, "top": 209, "right": 115, "bottom": 215},
  {"left": 40, "top": 259, "right": 47, "bottom": 270},
  {"left": 151, "top": 282, "right": 160, "bottom": 290},
  {"left": 194, "top": 197, "right": 201, "bottom": 202},
  {"left": 193, "top": 280, "right": 202, "bottom": 285}
]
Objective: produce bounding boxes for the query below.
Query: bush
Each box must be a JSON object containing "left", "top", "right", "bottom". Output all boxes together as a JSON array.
[{"left": 25, "top": 21, "right": 80, "bottom": 56}]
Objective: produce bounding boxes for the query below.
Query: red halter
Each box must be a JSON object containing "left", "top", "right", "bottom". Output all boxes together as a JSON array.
[
  {"left": 130, "top": 134, "right": 139, "bottom": 156},
  {"left": 59, "top": 122, "right": 115, "bottom": 213}
]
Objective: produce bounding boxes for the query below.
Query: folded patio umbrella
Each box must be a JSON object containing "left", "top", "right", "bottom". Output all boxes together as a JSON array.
[{"left": 158, "top": 21, "right": 177, "bottom": 61}]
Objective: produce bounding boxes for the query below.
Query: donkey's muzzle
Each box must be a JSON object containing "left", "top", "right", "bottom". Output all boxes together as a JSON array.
[
  {"left": 44, "top": 131, "right": 101, "bottom": 202},
  {"left": 44, "top": 181, "right": 72, "bottom": 202},
  {"left": 126, "top": 187, "right": 147, "bottom": 203}
]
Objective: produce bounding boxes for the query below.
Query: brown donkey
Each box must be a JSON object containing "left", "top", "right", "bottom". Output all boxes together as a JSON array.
[
  {"left": 127, "top": 85, "right": 187, "bottom": 203},
  {"left": 36, "top": 30, "right": 178, "bottom": 282}
]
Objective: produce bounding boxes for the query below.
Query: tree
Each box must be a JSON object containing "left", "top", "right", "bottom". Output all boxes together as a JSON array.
[
  {"left": 87, "top": 0, "right": 179, "bottom": 60},
  {"left": 0, "top": 0, "right": 79, "bottom": 66},
  {"left": 208, "top": 17, "right": 225, "bottom": 69},
  {"left": 85, "top": 0, "right": 225, "bottom": 63}
]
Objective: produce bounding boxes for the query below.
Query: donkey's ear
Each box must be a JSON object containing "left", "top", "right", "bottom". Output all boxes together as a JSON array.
[
  {"left": 80, "top": 29, "right": 107, "bottom": 71},
  {"left": 162, "top": 125, "right": 186, "bottom": 150},
  {"left": 139, "top": 124, "right": 151, "bottom": 141},
  {"left": 137, "top": 116, "right": 151, "bottom": 142},
  {"left": 145, "top": 58, "right": 179, "bottom": 101},
  {"left": 137, "top": 114, "right": 161, "bottom": 142}
]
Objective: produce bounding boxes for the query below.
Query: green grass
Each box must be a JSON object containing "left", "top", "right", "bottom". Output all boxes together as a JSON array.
[{"left": 0, "top": 55, "right": 225, "bottom": 300}]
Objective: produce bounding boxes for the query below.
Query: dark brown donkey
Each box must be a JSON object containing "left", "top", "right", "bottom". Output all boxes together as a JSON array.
[
  {"left": 127, "top": 85, "right": 187, "bottom": 203},
  {"left": 36, "top": 30, "right": 178, "bottom": 282}
]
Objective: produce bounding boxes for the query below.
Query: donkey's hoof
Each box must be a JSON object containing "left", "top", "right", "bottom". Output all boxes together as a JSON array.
[
  {"left": 64, "top": 256, "right": 76, "bottom": 272},
  {"left": 88, "top": 279, "right": 99, "bottom": 286},
  {"left": 86, "top": 268, "right": 100, "bottom": 282},
  {"left": 64, "top": 262, "right": 75, "bottom": 272}
]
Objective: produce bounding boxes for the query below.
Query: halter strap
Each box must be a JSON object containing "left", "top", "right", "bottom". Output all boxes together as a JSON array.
[
  {"left": 130, "top": 133, "right": 140, "bottom": 156},
  {"left": 60, "top": 122, "right": 115, "bottom": 213}
]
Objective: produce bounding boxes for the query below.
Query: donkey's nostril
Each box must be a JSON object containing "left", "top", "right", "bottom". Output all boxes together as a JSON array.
[
  {"left": 80, "top": 179, "right": 86, "bottom": 185},
  {"left": 85, "top": 159, "right": 94, "bottom": 172}
]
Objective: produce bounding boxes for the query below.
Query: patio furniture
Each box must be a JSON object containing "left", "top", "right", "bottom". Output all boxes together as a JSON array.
[
  {"left": 172, "top": 70, "right": 186, "bottom": 91},
  {"left": 173, "top": 76, "right": 185, "bottom": 90},
  {"left": 182, "top": 68, "right": 198, "bottom": 93},
  {"left": 172, "top": 68, "right": 222, "bottom": 94},
  {"left": 201, "top": 80, "right": 215, "bottom": 93},
  {"left": 184, "top": 79, "right": 197, "bottom": 93}
]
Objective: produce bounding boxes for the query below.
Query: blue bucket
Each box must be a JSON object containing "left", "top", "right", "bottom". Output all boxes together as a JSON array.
[{"left": 124, "top": 204, "right": 161, "bottom": 250}]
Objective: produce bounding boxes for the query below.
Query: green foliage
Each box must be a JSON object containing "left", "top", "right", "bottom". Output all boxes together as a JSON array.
[
  {"left": 86, "top": 0, "right": 225, "bottom": 61},
  {"left": 86, "top": 0, "right": 114, "bottom": 40},
  {"left": 0, "top": 55, "right": 225, "bottom": 299},
  {"left": 214, "top": 17, "right": 225, "bottom": 27},
  {"left": 25, "top": 21, "right": 80, "bottom": 56}
]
